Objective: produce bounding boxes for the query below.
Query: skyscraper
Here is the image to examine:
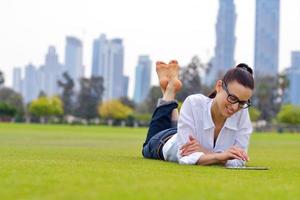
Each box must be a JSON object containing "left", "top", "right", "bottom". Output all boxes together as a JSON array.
[
  {"left": 23, "top": 63, "right": 40, "bottom": 103},
  {"left": 133, "top": 55, "right": 152, "bottom": 103},
  {"left": 12, "top": 67, "right": 22, "bottom": 93},
  {"left": 205, "top": 0, "right": 236, "bottom": 86},
  {"left": 12, "top": 46, "right": 65, "bottom": 103},
  {"left": 41, "top": 46, "right": 63, "bottom": 96},
  {"left": 92, "top": 34, "right": 107, "bottom": 77},
  {"left": 254, "top": 0, "right": 280, "bottom": 77},
  {"left": 91, "top": 34, "right": 128, "bottom": 100},
  {"left": 65, "top": 36, "right": 84, "bottom": 91},
  {"left": 285, "top": 51, "right": 300, "bottom": 105}
]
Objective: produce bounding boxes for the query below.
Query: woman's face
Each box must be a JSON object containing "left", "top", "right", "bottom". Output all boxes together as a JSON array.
[{"left": 215, "top": 80, "right": 253, "bottom": 118}]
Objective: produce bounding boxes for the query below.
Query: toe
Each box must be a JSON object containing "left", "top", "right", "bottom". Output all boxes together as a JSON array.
[
  {"left": 169, "top": 60, "right": 178, "bottom": 64},
  {"left": 156, "top": 61, "right": 166, "bottom": 66}
]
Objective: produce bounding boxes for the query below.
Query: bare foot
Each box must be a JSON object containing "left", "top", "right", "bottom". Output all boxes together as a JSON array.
[
  {"left": 168, "top": 60, "right": 179, "bottom": 78},
  {"left": 156, "top": 61, "right": 169, "bottom": 93},
  {"left": 163, "top": 79, "right": 181, "bottom": 101},
  {"left": 168, "top": 60, "right": 182, "bottom": 92}
]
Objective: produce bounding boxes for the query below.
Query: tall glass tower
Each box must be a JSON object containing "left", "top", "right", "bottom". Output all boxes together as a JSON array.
[
  {"left": 205, "top": 0, "right": 236, "bottom": 86},
  {"left": 285, "top": 52, "right": 300, "bottom": 105},
  {"left": 42, "top": 46, "right": 63, "bottom": 96},
  {"left": 133, "top": 55, "right": 152, "bottom": 103},
  {"left": 64, "top": 36, "right": 84, "bottom": 91},
  {"left": 254, "top": 0, "right": 280, "bottom": 77},
  {"left": 91, "top": 34, "right": 128, "bottom": 100},
  {"left": 12, "top": 67, "right": 22, "bottom": 93}
]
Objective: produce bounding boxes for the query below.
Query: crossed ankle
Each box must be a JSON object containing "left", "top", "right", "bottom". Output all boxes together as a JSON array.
[{"left": 157, "top": 98, "right": 178, "bottom": 107}]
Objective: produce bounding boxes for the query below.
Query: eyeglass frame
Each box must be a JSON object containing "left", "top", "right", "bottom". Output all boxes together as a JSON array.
[{"left": 221, "top": 81, "right": 252, "bottom": 109}]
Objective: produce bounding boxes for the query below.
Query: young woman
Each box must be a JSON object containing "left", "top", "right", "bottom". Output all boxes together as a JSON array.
[{"left": 142, "top": 60, "right": 254, "bottom": 167}]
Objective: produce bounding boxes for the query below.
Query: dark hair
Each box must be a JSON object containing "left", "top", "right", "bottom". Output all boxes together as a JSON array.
[{"left": 208, "top": 63, "right": 254, "bottom": 98}]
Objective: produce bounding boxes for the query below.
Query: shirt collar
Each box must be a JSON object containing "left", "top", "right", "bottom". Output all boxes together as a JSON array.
[
  {"left": 203, "top": 98, "right": 238, "bottom": 131},
  {"left": 203, "top": 98, "right": 215, "bottom": 130},
  {"left": 224, "top": 115, "right": 238, "bottom": 131}
]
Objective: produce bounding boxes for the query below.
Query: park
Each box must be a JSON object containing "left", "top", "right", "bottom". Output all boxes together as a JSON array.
[{"left": 0, "top": 123, "right": 299, "bottom": 199}]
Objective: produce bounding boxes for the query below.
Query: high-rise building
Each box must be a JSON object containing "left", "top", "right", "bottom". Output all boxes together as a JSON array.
[
  {"left": 205, "top": 0, "right": 236, "bottom": 86},
  {"left": 12, "top": 67, "right": 22, "bottom": 93},
  {"left": 91, "top": 34, "right": 128, "bottom": 100},
  {"left": 41, "top": 46, "right": 63, "bottom": 96},
  {"left": 23, "top": 63, "right": 40, "bottom": 103},
  {"left": 92, "top": 34, "right": 107, "bottom": 77},
  {"left": 13, "top": 46, "right": 64, "bottom": 103},
  {"left": 254, "top": 0, "right": 280, "bottom": 77},
  {"left": 133, "top": 55, "right": 152, "bottom": 103},
  {"left": 65, "top": 36, "right": 84, "bottom": 91},
  {"left": 285, "top": 51, "right": 300, "bottom": 105}
]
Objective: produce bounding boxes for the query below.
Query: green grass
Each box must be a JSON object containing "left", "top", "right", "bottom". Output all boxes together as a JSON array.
[{"left": 0, "top": 123, "right": 299, "bottom": 200}]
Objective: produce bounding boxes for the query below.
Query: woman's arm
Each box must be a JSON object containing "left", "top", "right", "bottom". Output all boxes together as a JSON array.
[
  {"left": 197, "top": 146, "right": 249, "bottom": 166},
  {"left": 176, "top": 96, "right": 204, "bottom": 165},
  {"left": 179, "top": 136, "right": 249, "bottom": 165},
  {"left": 180, "top": 135, "right": 249, "bottom": 166},
  {"left": 225, "top": 110, "right": 253, "bottom": 167}
]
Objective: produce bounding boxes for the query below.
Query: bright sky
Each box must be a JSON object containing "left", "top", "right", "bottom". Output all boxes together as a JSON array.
[{"left": 0, "top": 0, "right": 300, "bottom": 98}]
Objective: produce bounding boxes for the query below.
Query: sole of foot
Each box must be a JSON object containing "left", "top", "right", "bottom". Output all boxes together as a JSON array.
[{"left": 156, "top": 61, "right": 169, "bottom": 92}]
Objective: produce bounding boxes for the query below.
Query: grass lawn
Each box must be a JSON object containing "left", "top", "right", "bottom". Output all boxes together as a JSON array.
[{"left": 0, "top": 123, "right": 299, "bottom": 200}]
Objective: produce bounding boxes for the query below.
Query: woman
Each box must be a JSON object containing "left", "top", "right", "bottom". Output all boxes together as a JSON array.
[{"left": 142, "top": 60, "right": 254, "bottom": 167}]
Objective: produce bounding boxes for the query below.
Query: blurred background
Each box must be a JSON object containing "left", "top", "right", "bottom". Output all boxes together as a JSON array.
[{"left": 0, "top": 0, "right": 299, "bottom": 132}]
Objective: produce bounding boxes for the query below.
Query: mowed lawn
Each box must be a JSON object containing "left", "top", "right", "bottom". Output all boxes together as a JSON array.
[{"left": 0, "top": 124, "right": 299, "bottom": 200}]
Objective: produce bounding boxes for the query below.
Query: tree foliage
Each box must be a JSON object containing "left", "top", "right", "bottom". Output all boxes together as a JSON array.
[
  {"left": 253, "top": 76, "right": 282, "bottom": 121},
  {"left": 248, "top": 107, "right": 261, "bottom": 122},
  {"left": 177, "top": 56, "right": 210, "bottom": 101},
  {"left": 277, "top": 104, "right": 300, "bottom": 125},
  {"left": 0, "top": 102, "right": 17, "bottom": 118},
  {"left": 57, "top": 72, "right": 75, "bottom": 115},
  {"left": 0, "top": 70, "right": 4, "bottom": 86},
  {"left": 29, "top": 96, "right": 63, "bottom": 119},
  {"left": 99, "top": 100, "right": 133, "bottom": 120},
  {"left": 119, "top": 96, "right": 136, "bottom": 109},
  {"left": 135, "top": 86, "right": 161, "bottom": 114},
  {"left": 0, "top": 87, "right": 24, "bottom": 118},
  {"left": 74, "top": 76, "right": 104, "bottom": 120}
]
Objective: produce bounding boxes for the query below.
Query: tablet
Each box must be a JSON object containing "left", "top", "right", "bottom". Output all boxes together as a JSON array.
[{"left": 226, "top": 166, "right": 269, "bottom": 170}]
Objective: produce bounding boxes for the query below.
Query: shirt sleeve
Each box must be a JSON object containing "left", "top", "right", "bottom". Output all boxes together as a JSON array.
[
  {"left": 226, "top": 110, "right": 253, "bottom": 167},
  {"left": 176, "top": 96, "right": 204, "bottom": 165}
]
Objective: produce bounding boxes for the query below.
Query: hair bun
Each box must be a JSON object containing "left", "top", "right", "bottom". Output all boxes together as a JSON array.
[{"left": 236, "top": 63, "right": 253, "bottom": 75}]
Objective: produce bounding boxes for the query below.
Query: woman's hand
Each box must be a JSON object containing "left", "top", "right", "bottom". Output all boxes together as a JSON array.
[
  {"left": 180, "top": 135, "right": 210, "bottom": 156},
  {"left": 217, "top": 146, "right": 249, "bottom": 162}
]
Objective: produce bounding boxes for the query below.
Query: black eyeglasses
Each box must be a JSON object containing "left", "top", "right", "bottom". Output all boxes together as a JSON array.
[{"left": 222, "top": 81, "right": 251, "bottom": 109}]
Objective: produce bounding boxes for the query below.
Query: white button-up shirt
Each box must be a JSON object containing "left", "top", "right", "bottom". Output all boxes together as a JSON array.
[{"left": 162, "top": 94, "right": 253, "bottom": 167}]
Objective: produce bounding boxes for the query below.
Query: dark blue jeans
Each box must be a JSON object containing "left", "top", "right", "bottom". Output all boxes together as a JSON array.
[{"left": 142, "top": 102, "right": 178, "bottom": 160}]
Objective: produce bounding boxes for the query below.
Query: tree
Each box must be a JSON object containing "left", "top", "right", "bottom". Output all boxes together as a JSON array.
[
  {"left": 277, "top": 104, "right": 300, "bottom": 125},
  {"left": 177, "top": 56, "right": 209, "bottom": 101},
  {"left": 119, "top": 96, "right": 136, "bottom": 109},
  {"left": 29, "top": 96, "right": 63, "bottom": 123},
  {"left": 38, "top": 91, "right": 47, "bottom": 98},
  {"left": 0, "top": 87, "right": 24, "bottom": 120},
  {"left": 248, "top": 107, "right": 261, "bottom": 122},
  {"left": 74, "top": 76, "right": 104, "bottom": 121},
  {"left": 99, "top": 100, "right": 133, "bottom": 121},
  {"left": 136, "top": 86, "right": 162, "bottom": 114},
  {"left": 253, "top": 76, "right": 281, "bottom": 121},
  {"left": 0, "top": 70, "right": 4, "bottom": 87},
  {"left": 58, "top": 72, "right": 75, "bottom": 115},
  {"left": 0, "top": 102, "right": 17, "bottom": 120}
]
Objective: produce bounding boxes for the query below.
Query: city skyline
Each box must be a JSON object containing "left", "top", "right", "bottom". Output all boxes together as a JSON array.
[
  {"left": 13, "top": 35, "right": 129, "bottom": 102},
  {"left": 1, "top": 0, "right": 300, "bottom": 98}
]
